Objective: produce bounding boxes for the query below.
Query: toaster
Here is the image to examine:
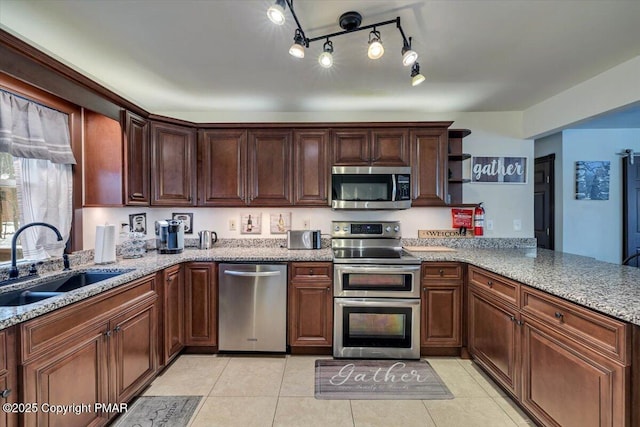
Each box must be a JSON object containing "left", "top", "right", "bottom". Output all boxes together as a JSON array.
[{"left": 287, "top": 230, "right": 322, "bottom": 250}]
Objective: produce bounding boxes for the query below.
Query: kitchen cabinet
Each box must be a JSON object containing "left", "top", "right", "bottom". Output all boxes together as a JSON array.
[
  {"left": 150, "top": 121, "right": 196, "bottom": 206},
  {"left": 184, "top": 262, "right": 217, "bottom": 347},
  {"left": 410, "top": 128, "right": 449, "bottom": 206},
  {"left": 288, "top": 262, "right": 333, "bottom": 351},
  {"left": 83, "top": 110, "right": 123, "bottom": 206},
  {"left": 247, "top": 129, "right": 293, "bottom": 206},
  {"left": 0, "top": 327, "right": 17, "bottom": 427},
  {"left": 20, "top": 275, "right": 158, "bottom": 427},
  {"left": 161, "top": 265, "right": 184, "bottom": 365},
  {"left": 447, "top": 129, "right": 471, "bottom": 205},
  {"left": 123, "top": 111, "right": 150, "bottom": 206},
  {"left": 293, "top": 130, "right": 330, "bottom": 205},
  {"left": 420, "top": 263, "right": 463, "bottom": 354},
  {"left": 332, "top": 129, "right": 410, "bottom": 166}
]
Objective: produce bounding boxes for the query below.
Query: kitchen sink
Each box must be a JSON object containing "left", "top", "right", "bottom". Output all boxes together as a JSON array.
[{"left": 0, "top": 270, "right": 133, "bottom": 306}]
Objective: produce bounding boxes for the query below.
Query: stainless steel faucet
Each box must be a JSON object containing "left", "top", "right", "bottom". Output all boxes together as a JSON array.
[{"left": 9, "top": 222, "right": 64, "bottom": 279}]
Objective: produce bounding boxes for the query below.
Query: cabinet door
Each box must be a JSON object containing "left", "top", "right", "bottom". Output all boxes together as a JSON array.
[
  {"left": 288, "top": 263, "right": 333, "bottom": 347},
  {"left": 410, "top": 128, "right": 448, "bottom": 206},
  {"left": 22, "top": 323, "right": 110, "bottom": 427},
  {"left": 370, "top": 129, "right": 410, "bottom": 166},
  {"left": 123, "top": 111, "right": 150, "bottom": 206},
  {"left": 332, "top": 129, "right": 370, "bottom": 165},
  {"left": 198, "top": 129, "right": 247, "bottom": 206},
  {"left": 468, "top": 286, "right": 520, "bottom": 397},
  {"left": 184, "top": 262, "right": 217, "bottom": 346},
  {"left": 521, "top": 316, "right": 626, "bottom": 427},
  {"left": 110, "top": 299, "right": 157, "bottom": 404},
  {"left": 247, "top": 129, "right": 293, "bottom": 205},
  {"left": 293, "top": 130, "right": 330, "bottom": 206},
  {"left": 150, "top": 122, "right": 196, "bottom": 206},
  {"left": 0, "top": 327, "right": 16, "bottom": 427},
  {"left": 421, "top": 284, "right": 461, "bottom": 347},
  {"left": 163, "top": 265, "right": 184, "bottom": 363}
]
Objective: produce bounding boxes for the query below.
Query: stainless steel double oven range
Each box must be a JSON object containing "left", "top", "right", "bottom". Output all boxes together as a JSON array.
[{"left": 332, "top": 221, "right": 421, "bottom": 359}]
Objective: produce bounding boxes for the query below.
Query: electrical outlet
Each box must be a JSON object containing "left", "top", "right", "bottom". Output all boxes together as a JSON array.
[
  {"left": 513, "top": 219, "right": 522, "bottom": 231},
  {"left": 486, "top": 219, "right": 494, "bottom": 231},
  {"left": 229, "top": 219, "right": 237, "bottom": 231},
  {"left": 303, "top": 219, "right": 310, "bottom": 230}
]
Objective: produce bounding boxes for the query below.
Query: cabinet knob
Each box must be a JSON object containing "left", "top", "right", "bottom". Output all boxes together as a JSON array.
[
  {"left": 326, "top": 287, "right": 331, "bottom": 292},
  {"left": 554, "top": 311, "right": 564, "bottom": 320},
  {"left": 114, "top": 325, "right": 122, "bottom": 333},
  {"left": 0, "top": 389, "right": 11, "bottom": 398},
  {"left": 487, "top": 280, "right": 493, "bottom": 287},
  {"left": 104, "top": 330, "right": 112, "bottom": 337},
  {"left": 439, "top": 269, "right": 444, "bottom": 276},
  {"left": 423, "top": 287, "right": 427, "bottom": 292},
  {"left": 309, "top": 269, "right": 314, "bottom": 275}
]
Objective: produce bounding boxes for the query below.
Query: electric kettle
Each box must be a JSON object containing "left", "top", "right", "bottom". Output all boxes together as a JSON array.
[{"left": 198, "top": 230, "right": 218, "bottom": 249}]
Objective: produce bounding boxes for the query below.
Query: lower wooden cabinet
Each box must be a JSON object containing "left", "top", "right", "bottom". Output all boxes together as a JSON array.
[
  {"left": 288, "top": 262, "right": 333, "bottom": 349},
  {"left": 19, "top": 275, "right": 158, "bottom": 427},
  {"left": 161, "top": 265, "right": 184, "bottom": 365},
  {"left": 184, "top": 262, "right": 217, "bottom": 347},
  {"left": 0, "top": 327, "right": 17, "bottom": 427}
]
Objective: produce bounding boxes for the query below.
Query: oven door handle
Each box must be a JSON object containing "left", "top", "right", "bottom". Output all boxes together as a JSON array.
[
  {"left": 335, "top": 298, "right": 420, "bottom": 307},
  {"left": 335, "top": 265, "right": 420, "bottom": 274}
]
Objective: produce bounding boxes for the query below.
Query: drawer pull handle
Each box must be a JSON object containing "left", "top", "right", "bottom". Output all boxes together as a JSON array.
[
  {"left": 309, "top": 269, "right": 314, "bottom": 275},
  {"left": 0, "top": 388, "right": 11, "bottom": 398},
  {"left": 327, "top": 287, "right": 331, "bottom": 292},
  {"left": 439, "top": 269, "right": 444, "bottom": 276},
  {"left": 554, "top": 311, "right": 564, "bottom": 320},
  {"left": 487, "top": 280, "right": 493, "bottom": 287}
]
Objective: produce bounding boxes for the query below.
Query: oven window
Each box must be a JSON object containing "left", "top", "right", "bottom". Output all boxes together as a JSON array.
[
  {"left": 344, "top": 273, "right": 412, "bottom": 291},
  {"left": 343, "top": 307, "right": 412, "bottom": 348}
]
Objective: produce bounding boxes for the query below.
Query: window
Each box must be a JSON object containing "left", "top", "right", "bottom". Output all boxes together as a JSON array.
[{"left": 0, "top": 152, "right": 19, "bottom": 261}]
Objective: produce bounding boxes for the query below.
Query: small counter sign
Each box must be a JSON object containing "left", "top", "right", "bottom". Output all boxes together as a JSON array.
[{"left": 471, "top": 156, "right": 527, "bottom": 184}]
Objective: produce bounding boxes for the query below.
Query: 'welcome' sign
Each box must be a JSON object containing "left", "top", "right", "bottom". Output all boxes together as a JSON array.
[{"left": 471, "top": 156, "right": 527, "bottom": 184}]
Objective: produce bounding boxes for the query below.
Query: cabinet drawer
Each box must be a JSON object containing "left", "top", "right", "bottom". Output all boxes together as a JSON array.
[
  {"left": 290, "top": 262, "right": 332, "bottom": 281},
  {"left": 521, "top": 286, "right": 630, "bottom": 364},
  {"left": 422, "top": 263, "right": 463, "bottom": 280},
  {"left": 468, "top": 266, "right": 519, "bottom": 306},
  {"left": 20, "top": 274, "right": 157, "bottom": 363}
]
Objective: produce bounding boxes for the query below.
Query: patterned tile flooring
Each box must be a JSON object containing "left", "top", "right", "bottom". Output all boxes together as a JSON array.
[{"left": 142, "top": 354, "right": 535, "bottom": 427}]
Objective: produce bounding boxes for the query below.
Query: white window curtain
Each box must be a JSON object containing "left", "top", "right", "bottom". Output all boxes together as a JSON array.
[{"left": 0, "top": 90, "right": 76, "bottom": 260}]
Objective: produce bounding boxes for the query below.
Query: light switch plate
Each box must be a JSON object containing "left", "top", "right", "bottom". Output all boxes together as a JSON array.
[
  {"left": 229, "top": 219, "right": 237, "bottom": 231},
  {"left": 486, "top": 219, "right": 494, "bottom": 231}
]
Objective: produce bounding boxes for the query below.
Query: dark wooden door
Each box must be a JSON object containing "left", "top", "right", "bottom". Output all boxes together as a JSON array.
[
  {"left": 123, "top": 111, "right": 150, "bottom": 206},
  {"left": 293, "top": 130, "right": 330, "bottom": 206},
  {"left": 150, "top": 122, "right": 196, "bottom": 206},
  {"left": 163, "top": 265, "right": 184, "bottom": 364},
  {"left": 421, "top": 285, "right": 461, "bottom": 347},
  {"left": 370, "top": 129, "right": 410, "bottom": 166},
  {"left": 184, "top": 262, "right": 217, "bottom": 346},
  {"left": 332, "top": 129, "right": 370, "bottom": 165},
  {"left": 247, "top": 129, "right": 293, "bottom": 206},
  {"left": 198, "top": 129, "right": 247, "bottom": 206},
  {"left": 410, "top": 128, "right": 448, "bottom": 206},
  {"left": 623, "top": 155, "right": 640, "bottom": 266},
  {"left": 534, "top": 155, "right": 555, "bottom": 249}
]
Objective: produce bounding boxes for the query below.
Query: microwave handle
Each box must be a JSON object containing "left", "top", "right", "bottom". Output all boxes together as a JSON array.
[{"left": 392, "top": 174, "right": 397, "bottom": 201}]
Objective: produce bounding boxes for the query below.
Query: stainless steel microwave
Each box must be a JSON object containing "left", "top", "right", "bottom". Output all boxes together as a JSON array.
[{"left": 331, "top": 166, "right": 412, "bottom": 210}]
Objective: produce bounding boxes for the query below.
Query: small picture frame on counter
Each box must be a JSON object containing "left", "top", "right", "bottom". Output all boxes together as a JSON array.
[
  {"left": 129, "top": 213, "right": 147, "bottom": 234},
  {"left": 172, "top": 212, "right": 193, "bottom": 234}
]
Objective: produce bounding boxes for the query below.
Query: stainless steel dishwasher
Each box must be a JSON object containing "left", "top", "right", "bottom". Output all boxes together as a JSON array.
[{"left": 218, "top": 263, "right": 287, "bottom": 352}]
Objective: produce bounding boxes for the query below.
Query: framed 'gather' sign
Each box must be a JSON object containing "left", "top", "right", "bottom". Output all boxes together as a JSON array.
[{"left": 471, "top": 156, "right": 527, "bottom": 184}]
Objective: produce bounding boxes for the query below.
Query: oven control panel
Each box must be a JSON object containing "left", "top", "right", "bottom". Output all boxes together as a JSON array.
[{"left": 332, "top": 221, "right": 401, "bottom": 238}]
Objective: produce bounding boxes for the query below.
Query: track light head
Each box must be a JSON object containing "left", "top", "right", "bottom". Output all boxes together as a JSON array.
[
  {"left": 367, "top": 30, "right": 384, "bottom": 60},
  {"left": 411, "top": 62, "right": 425, "bottom": 86},
  {"left": 401, "top": 38, "right": 418, "bottom": 66},
  {"left": 267, "top": 0, "right": 286, "bottom": 25},
  {"left": 318, "top": 40, "right": 334, "bottom": 68},
  {"left": 289, "top": 29, "right": 306, "bottom": 58}
]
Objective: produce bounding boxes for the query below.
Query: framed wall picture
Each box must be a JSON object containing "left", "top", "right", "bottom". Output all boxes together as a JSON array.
[
  {"left": 129, "top": 213, "right": 147, "bottom": 234},
  {"left": 172, "top": 212, "right": 193, "bottom": 234},
  {"left": 270, "top": 212, "right": 291, "bottom": 234},
  {"left": 576, "top": 161, "right": 610, "bottom": 200},
  {"left": 241, "top": 213, "right": 261, "bottom": 234}
]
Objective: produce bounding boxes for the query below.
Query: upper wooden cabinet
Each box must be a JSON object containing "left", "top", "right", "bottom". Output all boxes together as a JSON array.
[
  {"left": 247, "top": 129, "right": 293, "bottom": 206},
  {"left": 123, "top": 111, "right": 150, "bottom": 206},
  {"left": 150, "top": 122, "right": 196, "bottom": 206},
  {"left": 198, "top": 129, "right": 247, "bottom": 206},
  {"left": 293, "top": 130, "right": 330, "bottom": 206},
  {"left": 332, "top": 129, "right": 410, "bottom": 166},
  {"left": 411, "top": 128, "right": 449, "bottom": 206}
]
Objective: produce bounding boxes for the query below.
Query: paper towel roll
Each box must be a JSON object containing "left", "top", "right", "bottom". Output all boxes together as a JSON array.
[{"left": 95, "top": 224, "right": 116, "bottom": 264}]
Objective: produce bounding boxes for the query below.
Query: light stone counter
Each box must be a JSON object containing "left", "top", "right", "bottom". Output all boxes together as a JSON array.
[{"left": 1, "top": 244, "right": 639, "bottom": 330}]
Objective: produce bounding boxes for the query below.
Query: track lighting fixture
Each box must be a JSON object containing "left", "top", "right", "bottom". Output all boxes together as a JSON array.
[
  {"left": 367, "top": 29, "right": 384, "bottom": 60},
  {"left": 267, "top": 0, "right": 286, "bottom": 25},
  {"left": 318, "top": 40, "right": 334, "bottom": 68},
  {"left": 411, "top": 62, "right": 425, "bottom": 86},
  {"left": 401, "top": 37, "right": 418, "bottom": 66},
  {"left": 266, "top": 2, "right": 423, "bottom": 85},
  {"left": 289, "top": 29, "right": 306, "bottom": 58}
]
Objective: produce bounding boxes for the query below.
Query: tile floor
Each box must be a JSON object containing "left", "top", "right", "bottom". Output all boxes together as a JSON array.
[{"left": 142, "top": 354, "right": 535, "bottom": 427}]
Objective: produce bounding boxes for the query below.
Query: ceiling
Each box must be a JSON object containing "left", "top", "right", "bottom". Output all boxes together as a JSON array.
[{"left": 1, "top": 0, "right": 640, "bottom": 127}]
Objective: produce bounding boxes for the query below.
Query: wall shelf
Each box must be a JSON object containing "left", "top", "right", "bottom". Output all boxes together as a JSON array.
[{"left": 447, "top": 129, "right": 472, "bottom": 204}]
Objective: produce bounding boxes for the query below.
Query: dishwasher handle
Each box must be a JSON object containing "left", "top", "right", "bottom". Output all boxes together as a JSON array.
[{"left": 223, "top": 270, "right": 282, "bottom": 278}]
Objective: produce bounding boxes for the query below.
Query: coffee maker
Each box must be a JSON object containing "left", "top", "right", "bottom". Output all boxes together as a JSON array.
[{"left": 155, "top": 219, "right": 184, "bottom": 254}]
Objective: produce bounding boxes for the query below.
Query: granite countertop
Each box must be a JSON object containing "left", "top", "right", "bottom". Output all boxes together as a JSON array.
[{"left": 1, "top": 245, "right": 639, "bottom": 330}]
